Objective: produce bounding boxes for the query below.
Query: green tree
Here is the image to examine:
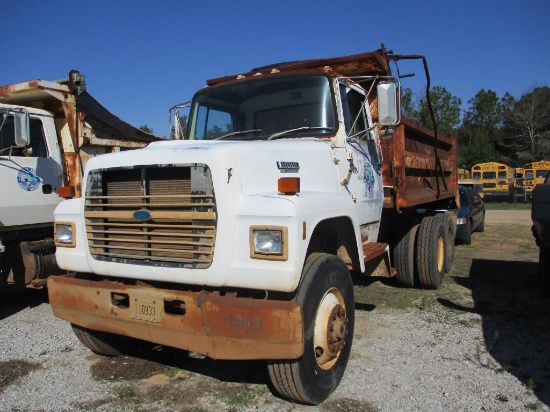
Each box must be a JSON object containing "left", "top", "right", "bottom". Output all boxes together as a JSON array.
[
  {"left": 415, "top": 85, "right": 462, "bottom": 133},
  {"left": 139, "top": 124, "right": 154, "bottom": 134},
  {"left": 400, "top": 87, "right": 416, "bottom": 119},
  {"left": 458, "top": 89, "right": 502, "bottom": 168}
]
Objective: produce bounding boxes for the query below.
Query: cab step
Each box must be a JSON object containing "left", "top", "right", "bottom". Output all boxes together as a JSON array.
[{"left": 362, "top": 242, "right": 395, "bottom": 277}]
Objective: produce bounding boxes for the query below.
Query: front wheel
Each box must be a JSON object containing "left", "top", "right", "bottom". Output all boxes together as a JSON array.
[
  {"left": 71, "top": 324, "right": 124, "bottom": 357},
  {"left": 268, "top": 253, "right": 355, "bottom": 405}
]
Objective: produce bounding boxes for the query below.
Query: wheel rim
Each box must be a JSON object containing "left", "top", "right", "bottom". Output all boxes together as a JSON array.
[
  {"left": 437, "top": 234, "right": 445, "bottom": 272},
  {"left": 313, "top": 287, "right": 348, "bottom": 370}
]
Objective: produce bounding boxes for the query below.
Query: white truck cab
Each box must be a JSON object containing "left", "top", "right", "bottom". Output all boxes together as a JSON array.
[
  {"left": 0, "top": 72, "right": 159, "bottom": 286},
  {"left": 0, "top": 106, "right": 63, "bottom": 229}
]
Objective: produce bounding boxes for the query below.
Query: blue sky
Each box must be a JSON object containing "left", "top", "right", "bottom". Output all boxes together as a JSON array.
[{"left": 2, "top": 0, "right": 549, "bottom": 137}]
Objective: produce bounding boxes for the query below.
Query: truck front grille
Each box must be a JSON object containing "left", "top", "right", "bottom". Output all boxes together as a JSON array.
[{"left": 84, "top": 164, "right": 216, "bottom": 268}]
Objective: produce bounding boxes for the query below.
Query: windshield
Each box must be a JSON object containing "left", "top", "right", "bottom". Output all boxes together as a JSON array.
[{"left": 187, "top": 74, "right": 336, "bottom": 140}]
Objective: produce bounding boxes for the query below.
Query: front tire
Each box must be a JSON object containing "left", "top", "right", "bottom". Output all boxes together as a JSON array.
[
  {"left": 268, "top": 253, "right": 355, "bottom": 405},
  {"left": 71, "top": 324, "right": 124, "bottom": 357}
]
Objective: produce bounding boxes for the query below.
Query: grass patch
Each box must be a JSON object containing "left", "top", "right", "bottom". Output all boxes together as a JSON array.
[
  {"left": 74, "top": 398, "right": 113, "bottom": 411},
  {"left": 114, "top": 385, "right": 140, "bottom": 401},
  {"left": 164, "top": 365, "right": 188, "bottom": 379},
  {"left": 354, "top": 280, "right": 426, "bottom": 311},
  {"left": 216, "top": 387, "right": 255, "bottom": 406},
  {"left": 525, "top": 401, "right": 544, "bottom": 411}
]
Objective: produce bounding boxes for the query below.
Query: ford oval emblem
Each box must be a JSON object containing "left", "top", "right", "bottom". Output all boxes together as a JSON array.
[{"left": 133, "top": 210, "right": 152, "bottom": 221}]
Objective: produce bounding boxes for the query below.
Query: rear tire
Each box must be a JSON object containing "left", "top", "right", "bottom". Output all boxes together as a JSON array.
[
  {"left": 416, "top": 216, "right": 446, "bottom": 289},
  {"left": 71, "top": 324, "right": 123, "bottom": 357},
  {"left": 476, "top": 213, "right": 485, "bottom": 233},
  {"left": 437, "top": 213, "right": 455, "bottom": 274},
  {"left": 393, "top": 224, "right": 419, "bottom": 287},
  {"left": 268, "top": 253, "right": 354, "bottom": 405},
  {"left": 462, "top": 221, "right": 472, "bottom": 245}
]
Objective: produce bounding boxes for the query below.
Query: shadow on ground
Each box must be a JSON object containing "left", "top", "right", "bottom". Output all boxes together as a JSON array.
[
  {"left": 441, "top": 258, "right": 550, "bottom": 407},
  {"left": 0, "top": 283, "right": 48, "bottom": 320}
]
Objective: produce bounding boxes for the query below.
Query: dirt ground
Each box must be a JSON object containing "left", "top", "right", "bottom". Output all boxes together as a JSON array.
[
  {"left": 1, "top": 208, "right": 548, "bottom": 412},
  {"left": 485, "top": 209, "right": 532, "bottom": 225}
]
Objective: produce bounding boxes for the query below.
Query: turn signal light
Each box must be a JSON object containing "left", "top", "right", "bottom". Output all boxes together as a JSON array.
[
  {"left": 58, "top": 186, "right": 75, "bottom": 199},
  {"left": 278, "top": 177, "right": 300, "bottom": 195}
]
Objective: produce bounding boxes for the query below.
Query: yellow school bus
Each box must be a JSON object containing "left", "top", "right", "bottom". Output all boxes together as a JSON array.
[
  {"left": 471, "top": 162, "right": 514, "bottom": 198},
  {"left": 458, "top": 168, "right": 471, "bottom": 180},
  {"left": 513, "top": 167, "right": 524, "bottom": 195},
  {"left": 524, "top": 161, "right": 550, "bottom": 198},
  {"left": 458, "top": 168, "right": 484, "bottom": 196}
]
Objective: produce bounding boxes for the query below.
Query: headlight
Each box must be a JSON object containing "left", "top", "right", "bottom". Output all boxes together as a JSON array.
[
  {"left": 250, "top": 226, "right": 288, "bottom": 260},
  {"left": 55, "top": 222, "right": 76, "bottom": 247},
  {"left": 254, "top": 230, "right": 282, "bottom": 254}
]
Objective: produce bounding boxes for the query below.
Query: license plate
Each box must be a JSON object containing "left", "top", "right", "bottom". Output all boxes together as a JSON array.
[{"left": 131, "top": 298, "right": 161, "bottom": 323}]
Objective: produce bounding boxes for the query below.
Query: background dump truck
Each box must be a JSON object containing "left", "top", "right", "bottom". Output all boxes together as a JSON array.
[
  {"left": 48, "top": 47, "right": 458, "bottom": 405},
  {"left": 0, "top": 71, "right": 159, "bottom": 287}
]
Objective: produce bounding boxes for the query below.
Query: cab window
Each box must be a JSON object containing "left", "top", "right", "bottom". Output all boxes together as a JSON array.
[
  {"left": 340, "top": 85, "right": 368, "bottom": 138},
  {"left": 0, "top": 115, "right": 48, "bottom": 157}
]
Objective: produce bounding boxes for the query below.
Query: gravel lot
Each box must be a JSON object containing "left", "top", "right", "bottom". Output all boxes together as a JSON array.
[{"left": 1, "top": 209, "right": 548, "bottom": 412}]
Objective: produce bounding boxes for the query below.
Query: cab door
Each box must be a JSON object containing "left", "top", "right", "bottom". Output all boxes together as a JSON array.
[
  {"left": 0, "top": 114, "right": 62, "bottom": 227},
  {"left": 334, "top": 82, "right": 384, "bottom": 243}
]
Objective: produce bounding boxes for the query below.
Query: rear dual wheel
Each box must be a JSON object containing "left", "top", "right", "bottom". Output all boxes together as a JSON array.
[
  {"left": 394, "top": 214, "right": 454, "bottom": 289},
  {"left": 393, "top": 224, "right": 420, "bottom": 287},
  {"left": 268, "top": 253, "right": 354, "bottom": 405},
  {"left": 439, "top": 213, "right": 455, "bottom": 274},
  {"left": 416, "top": 215, "right": 449, "bottom": 289}
]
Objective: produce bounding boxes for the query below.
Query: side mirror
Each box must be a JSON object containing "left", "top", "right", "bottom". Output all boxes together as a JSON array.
[
  {"left": 13, "top": 111, "right": 30, "bottom": 147},
  {"left": 377, "top": 80, "right": 401, "bottom": 126},
  {"left": 169, "top": 101, "right": 191, "bottom": 140}
]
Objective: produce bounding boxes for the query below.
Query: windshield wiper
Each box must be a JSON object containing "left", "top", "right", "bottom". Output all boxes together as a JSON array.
[
  {"left": 215, "top": 129, "right": 262, "bottom": 140},
  {"left": 267, "top": 126, "right": 333, "bottom": 140}
]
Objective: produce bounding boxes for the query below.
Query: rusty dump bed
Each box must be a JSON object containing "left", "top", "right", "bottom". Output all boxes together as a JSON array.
[
  {"left": 380, "top": 117, "right": 458, "bottom": 210},
  {"left": 207, "top": 49, "right": 391, "bottom": 86},
  {"left": 0, "top": 73, "right": 160, "bottom": 144}
]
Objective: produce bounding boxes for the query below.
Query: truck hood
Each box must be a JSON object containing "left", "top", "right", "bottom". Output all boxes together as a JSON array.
[{"left": 84, "top": 139, "right": 343, "bottom": 196}]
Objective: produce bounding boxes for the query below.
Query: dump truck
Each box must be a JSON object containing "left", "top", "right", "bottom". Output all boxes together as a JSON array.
[
  {"left": 0, "top": 71, "right": 159, "bottom": 286},
  {"left": 48, "top": 47, "right": 458, "bottom": 404}
]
